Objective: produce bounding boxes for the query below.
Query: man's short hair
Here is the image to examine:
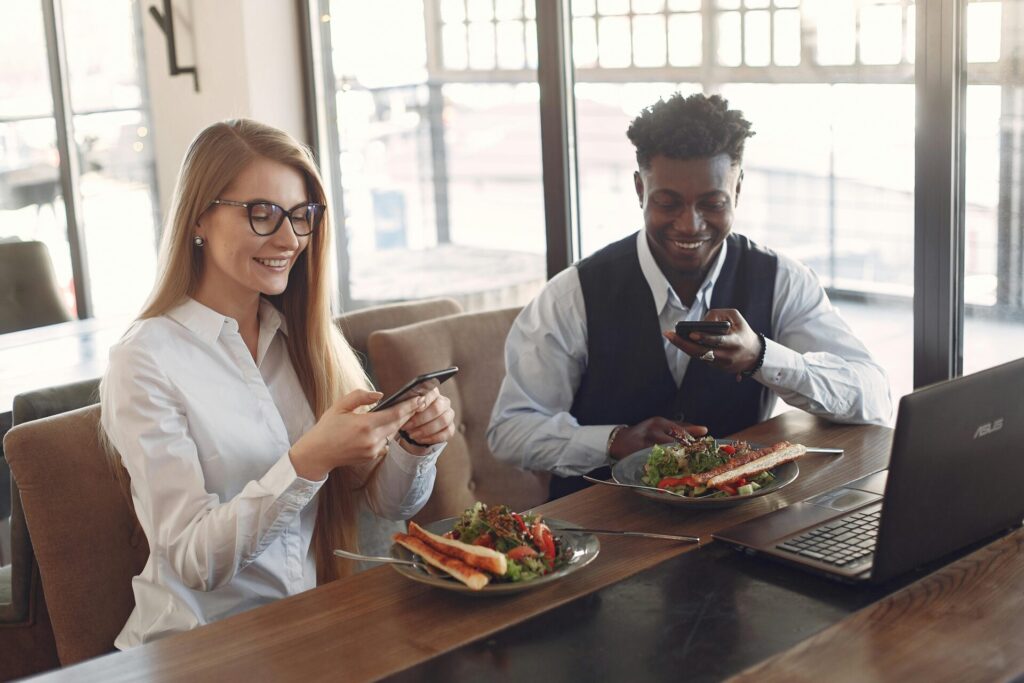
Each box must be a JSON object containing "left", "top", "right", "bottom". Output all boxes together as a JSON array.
[{"left": 626, "top": 93, "right": 755, "bottom": 169}]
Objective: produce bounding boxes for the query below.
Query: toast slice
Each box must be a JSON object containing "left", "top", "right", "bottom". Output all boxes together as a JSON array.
[
  {"left": 408, "top": 521, "right": 508, "bottom": 576},
  {"left": 704, "top": 442, "right": 807, "bottom": 488},
  {"left": 393, "top": 533, "right": 490, "bottom": 590}
]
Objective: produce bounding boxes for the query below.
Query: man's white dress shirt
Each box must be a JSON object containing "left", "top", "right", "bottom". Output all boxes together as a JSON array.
[
  {"left": 101, "top": 297, "right": 440, "bottom": 648},
  {"left": 487, "top": 231, "right": 892, "bottom": 477}
]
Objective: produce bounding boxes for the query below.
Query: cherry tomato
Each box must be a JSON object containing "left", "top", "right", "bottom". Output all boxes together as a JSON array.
[{"left": 507, "top": 545, "right": 537, "bottom": 561}]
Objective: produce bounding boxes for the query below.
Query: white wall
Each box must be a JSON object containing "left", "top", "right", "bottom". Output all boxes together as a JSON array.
[{"left": 141, "top": 0, "right": 308, "bottom": 218}]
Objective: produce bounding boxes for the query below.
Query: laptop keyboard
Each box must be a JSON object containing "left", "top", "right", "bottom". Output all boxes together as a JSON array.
[{"left": 775, "top": 508, "right": 880, "bottom": 567}]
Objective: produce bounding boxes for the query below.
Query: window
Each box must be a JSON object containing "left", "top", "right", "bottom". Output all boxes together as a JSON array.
[
  {"left": 313, "top": 0, "right": 547, "bottom": 312},
  {"left": 963, "top": 0, "right": 1024, "bottom": 374},
  {"left": 0, "top": 0, "right": 157, "bottom": 319}
]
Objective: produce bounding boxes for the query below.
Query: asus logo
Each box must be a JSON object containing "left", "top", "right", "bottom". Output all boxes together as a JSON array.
[{"left": 973, "top": 418, "right": 1004, "bottom": 439}]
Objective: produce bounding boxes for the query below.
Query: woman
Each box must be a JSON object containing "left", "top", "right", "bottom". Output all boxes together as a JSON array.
[{"left": 100, "top": 119, "right": 454, "bottom": 648}]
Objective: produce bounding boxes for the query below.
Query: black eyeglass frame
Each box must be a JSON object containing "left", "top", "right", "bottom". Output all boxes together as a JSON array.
[{"left": 209, "top": 198, "right": 326, "bottom": 237}]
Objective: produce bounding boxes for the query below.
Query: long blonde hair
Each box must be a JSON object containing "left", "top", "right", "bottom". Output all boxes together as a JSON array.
[{"left": 113, "top": 118, "right": 368, "bottom": 583}]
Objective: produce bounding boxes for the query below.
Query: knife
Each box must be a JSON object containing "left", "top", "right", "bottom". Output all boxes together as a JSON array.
[
  {"left": 804, "top": 447, "right": 844, "bottom": 455},
  {"left": 553, "top": 527, "right": 701, "bottom": 543}
]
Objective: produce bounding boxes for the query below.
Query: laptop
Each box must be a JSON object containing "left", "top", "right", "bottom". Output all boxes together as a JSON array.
[{"left": 713, "top": 357, "right": 1024, "bottom": 583}]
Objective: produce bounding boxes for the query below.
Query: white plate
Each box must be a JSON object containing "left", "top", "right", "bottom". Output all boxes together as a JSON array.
[{"left": 389, "top": 517, "right": 600, "bottom": 595}]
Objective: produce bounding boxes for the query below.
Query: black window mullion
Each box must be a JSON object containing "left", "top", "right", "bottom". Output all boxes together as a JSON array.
[
  {"left": 535, "top": 0, "right": 578, "bottom": 277},
  {"left": 914, "top": 0, "right": 966, "bottom": 387},
  {"left": 42, "top": 0, "right": 91, "bottom": 319}
]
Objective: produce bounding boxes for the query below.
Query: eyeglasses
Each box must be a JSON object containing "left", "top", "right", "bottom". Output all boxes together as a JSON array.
[{"left": 209, "top": 198, "right": 325, "bottom": 237}]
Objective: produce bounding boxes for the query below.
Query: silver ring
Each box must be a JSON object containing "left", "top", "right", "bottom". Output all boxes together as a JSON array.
[{"left": 700, "top": 349, "right": 715, "bottom": 363}]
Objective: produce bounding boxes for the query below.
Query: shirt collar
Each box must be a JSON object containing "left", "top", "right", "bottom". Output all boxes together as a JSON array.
[
  {"left": 166, "top": 297, "right": 289, "bottom": 348},
  {"left": 635, "top": 230, "right": 729, "bottom": 314}
]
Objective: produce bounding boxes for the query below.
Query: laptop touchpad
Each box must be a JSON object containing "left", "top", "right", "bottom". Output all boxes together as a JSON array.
[{"left": 806, "top": 488, "right": 882, "bottom": 512}]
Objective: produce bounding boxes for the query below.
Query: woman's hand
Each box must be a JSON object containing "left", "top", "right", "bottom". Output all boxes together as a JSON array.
[
  {"left": 396, "top": 387, "right": 455, "bottom": 455},
  {"left": 289, "top": 389, "right": 426, "bottom": 480}
]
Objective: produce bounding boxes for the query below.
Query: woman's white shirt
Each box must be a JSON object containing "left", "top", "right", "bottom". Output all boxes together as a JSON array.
[{"left": 101, "top": 297, "right": 441, "bottom": 648}]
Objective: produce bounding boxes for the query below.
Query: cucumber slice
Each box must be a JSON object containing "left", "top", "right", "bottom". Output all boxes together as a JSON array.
[{"left": 737, "top": 483, "right": 755, "bottom": 496}]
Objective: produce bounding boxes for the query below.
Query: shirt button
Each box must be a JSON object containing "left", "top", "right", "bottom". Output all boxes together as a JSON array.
[
  {"left": 457, "top": 423, "right": 467, "bottom": 434},
  {"left": 467, "top": 479, "right": 477, "bottom": 492}
]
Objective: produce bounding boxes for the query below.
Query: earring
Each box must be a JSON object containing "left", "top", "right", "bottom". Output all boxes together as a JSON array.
[{"left": 193, "top": 235, "right": 205, "bottom": 247}]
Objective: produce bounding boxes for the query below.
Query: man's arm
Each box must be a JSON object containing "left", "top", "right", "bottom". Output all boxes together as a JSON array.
[
  {"left": 760, "top": 255, "right": 893, "bottom": 425},
  {"left": 486, "top": 268, "right": 620, "bottom": 477}
]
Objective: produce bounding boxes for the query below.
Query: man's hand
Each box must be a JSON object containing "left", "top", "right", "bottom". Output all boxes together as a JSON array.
[
  {"left": 608, "top": 418, "right": 708, "bottom": 460},
  {"left": 664, "top": 308, "right": 761, "bottom": 376}
]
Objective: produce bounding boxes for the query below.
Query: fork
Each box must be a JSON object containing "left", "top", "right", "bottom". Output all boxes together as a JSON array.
[
  {"left": 333, "top": 548, "right": 426, "bottom": 568},
  {"left": 582, "top": 474, "right": 693, "bottom": 498}
]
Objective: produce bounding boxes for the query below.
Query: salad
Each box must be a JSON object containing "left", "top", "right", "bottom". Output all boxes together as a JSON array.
[
  {"left": 640, "top": 436, "right": 776, "bottom": 498},
  {"left": 446, "top": 502, "right": 572, "bottom": 582}
]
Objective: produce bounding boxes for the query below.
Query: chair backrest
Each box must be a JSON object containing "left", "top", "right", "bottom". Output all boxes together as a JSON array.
[
  {"left": 335, "top": 298, "right": 463, "bottom": 382},
  {"left": 0, "top": 240, "right": 72, "bottom": 334},
  {"left": 367, "top": 307, "right": 549, "bottom": 523},
  {"left": 3, "top": 404, "right": 147, "bottom": 666}
]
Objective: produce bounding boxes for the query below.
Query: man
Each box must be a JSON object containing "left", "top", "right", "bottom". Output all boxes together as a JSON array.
[{"left": 487, "top": 93, "right": 892, "bottom": 499}]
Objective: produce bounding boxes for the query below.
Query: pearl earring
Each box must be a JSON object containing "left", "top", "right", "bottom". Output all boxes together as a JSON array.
[{"left": 194, "top": 235, "right": 205, "bottom": 247}]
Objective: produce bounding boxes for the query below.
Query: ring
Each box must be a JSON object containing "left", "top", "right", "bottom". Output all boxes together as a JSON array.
[{"left": 700, "top": 349, "right": 715, "bottom": 363}]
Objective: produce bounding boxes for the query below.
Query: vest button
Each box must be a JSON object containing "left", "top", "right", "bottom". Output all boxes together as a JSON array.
[{"left": 467, "top": 479, "right": 477, "bottom": 492}]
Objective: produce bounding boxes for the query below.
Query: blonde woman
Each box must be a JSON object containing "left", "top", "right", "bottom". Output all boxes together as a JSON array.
[{"left": 100, "top": 119, "right": 454, "bottom": 648}]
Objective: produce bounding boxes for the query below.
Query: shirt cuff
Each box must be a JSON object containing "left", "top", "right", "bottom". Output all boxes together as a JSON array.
[
  {"left": 568, "top": 424, "right": 617, "bottom": 469},
  {"left": 386, "top": 438, "right": 444, "bottom": 476},
  {"left": 261, "top": 451, "right": 327, "bottom": 509},
  {"left": 756, "top": 337, "right": 805, "bottom": 387}
]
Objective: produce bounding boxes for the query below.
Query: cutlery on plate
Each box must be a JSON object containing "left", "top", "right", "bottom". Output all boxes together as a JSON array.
[
  {"left": 804, "top": 447, "right": 844, "bottom": 455},
  {"left": 554, "top": 527, "right": 701, "bottom": 543},
  {"left": 582, "top": 474, "right": 692, "bottom": 498},
  {"left": 333, "top": 548, "right": 425, "bottom": 568}
]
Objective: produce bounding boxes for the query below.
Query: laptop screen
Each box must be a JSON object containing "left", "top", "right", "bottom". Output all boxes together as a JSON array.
[{"left": 871, "top": 357, "right": 1024, "bottom": 582}]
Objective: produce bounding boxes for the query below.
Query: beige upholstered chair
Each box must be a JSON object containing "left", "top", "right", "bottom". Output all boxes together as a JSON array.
[
  {"left": 3, "top": 405, "right": 147, "bottom": 666},
  {"left": 0, "top": 240, "right": 72, "bottom": 334},
  {"left": 334, "top": 298, "right": 463, "bottom": 559},
  {"left": 0, "top": 379, "right": 100, "bottom": 679},
  {"left": 367, "top": 307, "right": 550, "bottom": 523}
]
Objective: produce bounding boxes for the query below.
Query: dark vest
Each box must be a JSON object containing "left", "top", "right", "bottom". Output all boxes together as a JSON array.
[{"left": 549, "top": 232, "right": 778, "bottom": 500}]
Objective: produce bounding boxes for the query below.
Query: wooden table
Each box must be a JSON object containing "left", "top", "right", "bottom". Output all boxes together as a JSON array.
[
  {"left": 28, "top": 412, "right": 1024, "bottom": 682},
  {"left": 0, "top": 317, "right": 126, "bottom": 431}
]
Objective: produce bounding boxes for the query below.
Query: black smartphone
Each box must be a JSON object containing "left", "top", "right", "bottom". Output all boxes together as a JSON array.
[
  {"left": 369, "top": 366, "right": 459, "bottom": 412},
  {"left": 675, "top": 320, "right": 731, "bottom": 336}
]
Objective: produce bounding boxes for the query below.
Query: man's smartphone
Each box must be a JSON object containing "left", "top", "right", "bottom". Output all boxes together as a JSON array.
[
  {"left": 675, "top": 320, "right": 732, "bottom": 336},
  {"left": 369, "top": 366, "right": 459, "bottom": 412}
]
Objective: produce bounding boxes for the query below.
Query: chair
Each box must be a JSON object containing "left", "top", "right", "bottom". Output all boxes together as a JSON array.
[
  {"left": 335, "top": 298, "right": 464, "bottom": 561},
  {"left": 0, "top": 380, "right": 102, "bottom": 677},
  {"left": 0, "top": 240, "right": 72, "bottom": 335},
  {"left": 4, "top": 404, "right": 146, "bottom": 667},
  {"left": 367, "top": 307, "right": 550, "bottom": 523}
]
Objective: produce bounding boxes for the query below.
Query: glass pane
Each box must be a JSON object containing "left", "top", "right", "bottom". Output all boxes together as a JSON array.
[
  {"left": 743, "top": 10, "right": 771, "bottom": 67},
  {"left": 62, "top": 0, "right": 144, "bottom": 112},
  {"left": 669, "top": 0, "right": 702, "bottom": 9},
  {"left": 496, "top": 20, "right": 526, "bottom": 69},
  {"left": 633, "top": 0, "right": 666, "bottom": 13},
  {"left": 815, "top": 0, "right": 856, "bottom": 65},
  {"left": 573, "top": 17, "right": 599, "bottom": 68},
  {"left": 326, "top": 1, "right": 545, "bottom": 311},
  {"left": 467, "top": 21, "right": 497, "bottom": 70},
  {"left": 495, "top": 0, "right": 523, "bottom": 20},
  {"left": 632, "top": 15, "right": 667, "bottom": 67},
  {"left": 963, "top": 1, "right": 1024, "bottom": 375},
  {"left": 598, "top": 0, "right": 631, "bottom": 15},
  {"left": 598, "top": 16, "right": 632, "bottom": 67},
  {"left": 0, "top": 1, "right": 74, "bottom": 316},
  {"left": 467, "top": 0, "right": 493, "bottom": 21},
  {"left": 859, "top": 3, "right": 903, "bottom": 65},
  {"left": 773, "top": 8, "right": 801, "bottom": 66},
  {"left": 71, "top": 110, "right": 158, "bottom": 317},
  {"left": 966, "top": 1, "right": 1001, "bottom": 63},
  {"left": 668, "top": 13, "right": 702, "bottom": 67},
  {"left": 0, "top": 1, "right": 53, "bottom": 118},
  {"left": 717, "top": 11, "right": 742, "bottom": 66}
]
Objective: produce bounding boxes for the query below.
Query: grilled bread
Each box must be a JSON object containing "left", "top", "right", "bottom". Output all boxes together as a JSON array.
[
  {"left": 392, "top": 533, "right": 490, "bottom": 590},
  {"left": 408, "top": 521, "right": 508, "bottom": 576},
  {"left": 704, "top": 442, "right": 807, "bottom": 488}
]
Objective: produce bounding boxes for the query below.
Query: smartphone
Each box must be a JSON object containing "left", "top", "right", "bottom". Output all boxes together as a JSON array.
[
  {"left": 675, "top": 320, "right": 731, "bottom": 336},
  {"left": 369, "top": 366, "right": 459, "bottom": 412}
]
